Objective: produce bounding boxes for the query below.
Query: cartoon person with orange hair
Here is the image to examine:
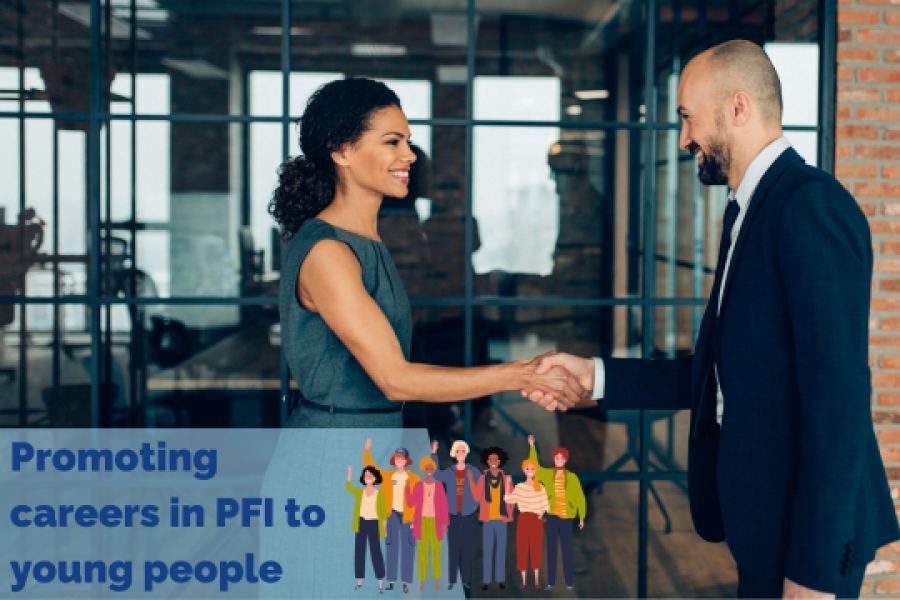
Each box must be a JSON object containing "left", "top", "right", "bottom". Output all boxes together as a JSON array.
[
  {"left": 528, "top": 434, "right": 586, "bottom": 591},
  {"left": 405, "top": 456, "right": 449, "bottom": 591},
  {"left": 505, "top": 457, "right": 549, "bottom": 589}
]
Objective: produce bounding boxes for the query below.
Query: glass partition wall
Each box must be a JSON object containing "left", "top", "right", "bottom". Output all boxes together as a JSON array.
[{"left": 0, "top": 0, "right": 833, "bottom": 595}]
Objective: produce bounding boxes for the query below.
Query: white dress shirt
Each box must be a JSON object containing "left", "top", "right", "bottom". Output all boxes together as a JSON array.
[{"left": 592, "top": 137, "right": 793, "bottom": 425}]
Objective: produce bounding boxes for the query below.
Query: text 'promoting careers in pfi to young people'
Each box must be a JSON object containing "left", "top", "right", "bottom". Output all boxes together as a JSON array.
[{"left": 3, "top": 433, "right": 327, "bottom": 595}]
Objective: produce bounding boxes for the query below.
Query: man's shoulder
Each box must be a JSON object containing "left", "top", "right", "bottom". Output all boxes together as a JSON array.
[
  {"left": 777, "top": 160, "right": 850, "bottom": 201},
  {"left": 775, "top": 161, "right": 868, "bottom": 228}
]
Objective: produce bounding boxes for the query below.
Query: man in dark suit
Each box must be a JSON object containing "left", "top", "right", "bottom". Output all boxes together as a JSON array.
[{"left": 529, "top": 39, "right": 899, "bottom": 598}]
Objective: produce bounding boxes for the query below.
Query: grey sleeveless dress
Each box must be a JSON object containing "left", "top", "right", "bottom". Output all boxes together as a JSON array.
[{"left": 280, "top": 218, "right": 412, "bottom": 428}]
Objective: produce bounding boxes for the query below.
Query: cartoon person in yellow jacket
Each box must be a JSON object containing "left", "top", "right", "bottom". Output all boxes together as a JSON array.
[
  {"left": 364, "top": 438, "right": 421, "bottom": 593},
  {"left": 528, "top": 434, "right": 586, "bottom": 591}
]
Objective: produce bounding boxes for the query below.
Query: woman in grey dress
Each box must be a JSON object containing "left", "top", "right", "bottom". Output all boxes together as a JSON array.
[{"left": 270, "top": 78, "right": 582, "bottom": 428}]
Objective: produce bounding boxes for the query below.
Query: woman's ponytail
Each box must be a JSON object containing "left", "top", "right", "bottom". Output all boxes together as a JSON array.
[{"left": 269, "top": 156, "right": 335, "bottom": 240}]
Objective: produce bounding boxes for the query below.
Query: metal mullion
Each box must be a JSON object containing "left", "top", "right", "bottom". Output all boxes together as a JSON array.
[
  {"left": 463, "top": 0, "right": 475, "bottom": 444},
  {"left": 89, "top": 0, "right": 103, "bottom": 429},
  {"left": 570, "top": 470, "right": 688, "bottom": 483},
  {"left": 17, "top": 0, "right": 26, "bottom": 427},
  {"left": 472, "top": 119, "right": 654, "bottom": 129},
  {"left": 104, "top": 113, "right": 284, "bottom": 123},
  {"left": 0, "top": 112, "right": 92, "bottom": 120},
  {"left": 102, "top": 0, "right": 114, "bottom": 428},
  {"left": 818, "top": 0, "right": 836, "bottom": 173},
  {"left": 467, "top": 297, "right": 706, "bottom": 307},
  {"left": 52, "top": 124, "right": 61, "bottom": 403},
  {"left": 0, "top": 297, "right": 91, "bottom": 305},
  {"left": 0, "top": 296, "right": 711, "bottom": 307},
  {"left": 639, "top": 0, "right": 660, "bottom": 594},
  {"left": 280, "top": 0, "right": 291, "bottom": 426},
  {"left": 129, "top": 0, "right": 140, "bottom": 425}
]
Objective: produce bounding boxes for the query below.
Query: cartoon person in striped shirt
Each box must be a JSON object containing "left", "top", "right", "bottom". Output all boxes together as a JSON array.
[
  {"left": 505, "top": 457, "right": 549, "bottom": 589},
  {"left": 528, "top": 434, "right": 586, "bottom": 591}
]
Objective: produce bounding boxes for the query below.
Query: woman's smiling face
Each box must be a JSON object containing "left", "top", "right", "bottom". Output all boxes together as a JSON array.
[{"left": 331, "top": 105, "right": 416, "bottom": 199}]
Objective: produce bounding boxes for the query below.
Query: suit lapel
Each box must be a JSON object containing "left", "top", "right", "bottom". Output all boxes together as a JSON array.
[
  {"left": 690, "top": 148, "right": 803, "bottom": 438},
  {"left": 716, "top": 148, "right": 803, "bottom": 320}
]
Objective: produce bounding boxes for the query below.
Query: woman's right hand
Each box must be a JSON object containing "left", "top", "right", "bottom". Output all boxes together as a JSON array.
[
  {"left": 347, "top": 465, "right": 352, "bottom": 482},
  {"left": 518, "top": 359, "right": 584, "bottom": 410}
]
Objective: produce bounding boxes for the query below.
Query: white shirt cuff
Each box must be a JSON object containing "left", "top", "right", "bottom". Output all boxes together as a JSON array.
[{"left": 591, "top": 357, "right": 605, "bottom": 400}]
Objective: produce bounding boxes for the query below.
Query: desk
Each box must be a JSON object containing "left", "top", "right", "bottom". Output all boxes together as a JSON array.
[
  {"left": 147, "top": 322, "right": 291, "bottom": 392},
  {"left": 146, "top": 322, "right": 288, "bottom": 427}
]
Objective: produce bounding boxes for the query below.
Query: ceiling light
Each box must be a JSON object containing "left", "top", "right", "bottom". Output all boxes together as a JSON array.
[
  {"left": 59, "top": 3, "right": 151, "bottom": 39},
  {"left": 437, "top": 65, "right": 467, "bottom": 85},
  {"left": 351, "top": 44, "right": 407, "bottom": 57},
  {"left": 251, "top": 26, "right": 313, "bottom": 36},
  {"left": 574, "top": 89, "right": 610, "bottom": 100},
  {"left": 566, "top": 105, "right": 583, "bottom": 116},
  {"left": 111, "top": 7, "right": 168, "bottom": 22},
  {"left": 161, "top": 58, "right": 229, "bottom": 80}
]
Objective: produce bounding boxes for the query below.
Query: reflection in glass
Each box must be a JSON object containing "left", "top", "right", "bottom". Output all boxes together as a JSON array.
[
  {"left": 290, "top": 3, "right": 467, "bottom": 120},
  {"left": 475, "top": 0, "right": 638, "bottom": 125},
  {"left": 0, "top": 303, "right": 92, "bottom": 427},
  {"left": 653, "top": 128, "right": 730, "bottom": 312},
  {"left": 103, "top": 112, "right": 281, "bottom": 298},
  {"left": 473, "top": 126, "right": 642, "bottom": 300},
  {"left": 104, "top": 1, "right": 281, "bottom": 115},
  {"left": 102, "top": 304, "right": 281, "bottom": 428},
  {"left": 472, "top": 77, "right": 561, "bottom": 276},
  {"left": 378, "top": 130, "right": 466, "bottom": 299}
]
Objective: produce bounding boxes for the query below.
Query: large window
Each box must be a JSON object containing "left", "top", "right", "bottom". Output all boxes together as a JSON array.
[{"left": 0, "top": 0, "right": 833, "bottom": 595}]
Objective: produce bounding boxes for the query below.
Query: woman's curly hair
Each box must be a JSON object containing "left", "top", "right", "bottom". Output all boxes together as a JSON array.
[
  {"left": 479, "top": 446, "right": 510, "bottom": 468},
  {"left": 269, "top": 78, "right": 402, "bottom": 239}
]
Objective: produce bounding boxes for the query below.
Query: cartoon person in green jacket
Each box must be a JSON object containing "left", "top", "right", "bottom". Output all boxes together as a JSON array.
[
  {"left": 346, "top": 465, "right": 387, "bottom": 593},
  {"left": 527, "top": 434, "right": 586, "bottom": 591}
]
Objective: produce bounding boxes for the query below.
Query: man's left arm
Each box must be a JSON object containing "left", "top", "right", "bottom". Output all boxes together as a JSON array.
[{"left": 777, "top": 180, "right": 874, "bottom": 595}]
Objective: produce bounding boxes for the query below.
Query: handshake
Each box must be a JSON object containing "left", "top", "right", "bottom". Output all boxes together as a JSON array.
[{"left": 516, "top": 352, "right": 596, "bottom": 412}]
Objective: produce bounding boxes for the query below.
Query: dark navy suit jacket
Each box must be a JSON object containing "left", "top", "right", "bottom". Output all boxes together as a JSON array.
[{"left": 597, "top": 148, "right": 899, "bottom": 593}]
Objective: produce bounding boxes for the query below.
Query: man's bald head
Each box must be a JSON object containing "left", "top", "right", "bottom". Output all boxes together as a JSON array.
[{"left": 688, "top": 40, "right": 783, "bottom": 126}]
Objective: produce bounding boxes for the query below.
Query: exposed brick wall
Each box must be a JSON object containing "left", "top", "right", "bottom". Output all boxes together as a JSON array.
[{"left": 836, "top": 0, "right": 900, "bottom": 594}]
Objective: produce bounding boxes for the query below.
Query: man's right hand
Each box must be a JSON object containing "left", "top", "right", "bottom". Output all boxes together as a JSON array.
[
  {"left": 365, "top": 438, "right": 372, "bottom": 450},
  {"left": 527, "top": 435, "right": 535, "bottom": 447},
  {"left": 523, "top": 352, "right": 595, "bottom": 408},
  {"left": 520, "top": 359, "right": 584, "bottom": 411}
]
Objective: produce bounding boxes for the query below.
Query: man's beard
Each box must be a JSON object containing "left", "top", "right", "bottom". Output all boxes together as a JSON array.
[
  {"left": 690, "top": 118, "right": 732, "bottom": 186},
  {"left": 696, "top": 136, "right": 731, "bottom": 186}
]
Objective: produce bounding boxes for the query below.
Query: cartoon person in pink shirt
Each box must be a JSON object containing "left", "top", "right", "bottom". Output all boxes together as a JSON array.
[{"left": 405, "top": 456, "right": 449, "bottom": 591}]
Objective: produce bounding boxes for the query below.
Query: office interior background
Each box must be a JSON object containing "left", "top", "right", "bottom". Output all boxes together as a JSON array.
[{"left": 2, "top": 0, "right": 899, "bottom": 596}]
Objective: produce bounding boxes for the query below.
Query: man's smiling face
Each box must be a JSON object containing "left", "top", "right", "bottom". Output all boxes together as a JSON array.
[{"left": 677, "top": 59, "right": 733, "bottom": 186}]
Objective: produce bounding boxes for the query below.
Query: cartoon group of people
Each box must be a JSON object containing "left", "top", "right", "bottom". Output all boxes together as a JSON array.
[{"left": 346, "top": 435, "right": 586, "bottom": 593}]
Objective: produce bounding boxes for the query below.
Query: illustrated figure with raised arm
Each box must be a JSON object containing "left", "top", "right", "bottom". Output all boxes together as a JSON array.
[
  {"left": 405, "top": 456, "right": 449, "bottom": 591},
  {"left": 272, "top": 77, "right": 584, "bottom": 429},
  {"left": 429, "top": 439, "right": 479, "bottom": 591},
  {"left": 526, "top": 40, "right": 899, "bottom": 599},
  {"left": 467, "top": 446, "right": 513, "bottom": 591},
  {"left": 527, "top": 434, "right": 585, "bottom": 591},
  {"left": 346, "top": 464, "right": 387, "bottom": 593},
  {"left": 505, "top": 456, "right": 549, "bottom": 589},
  {"left": 363, "top": 438, "right": 420, "bottom": 593}
]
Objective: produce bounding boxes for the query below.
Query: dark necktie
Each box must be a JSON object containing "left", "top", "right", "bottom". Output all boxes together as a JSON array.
[
  {"left": 698, "top": 198, "right": 742, "bottom": 427},
  {"left": 712, "top": 199, "right": 741, "bottom": 310}
]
